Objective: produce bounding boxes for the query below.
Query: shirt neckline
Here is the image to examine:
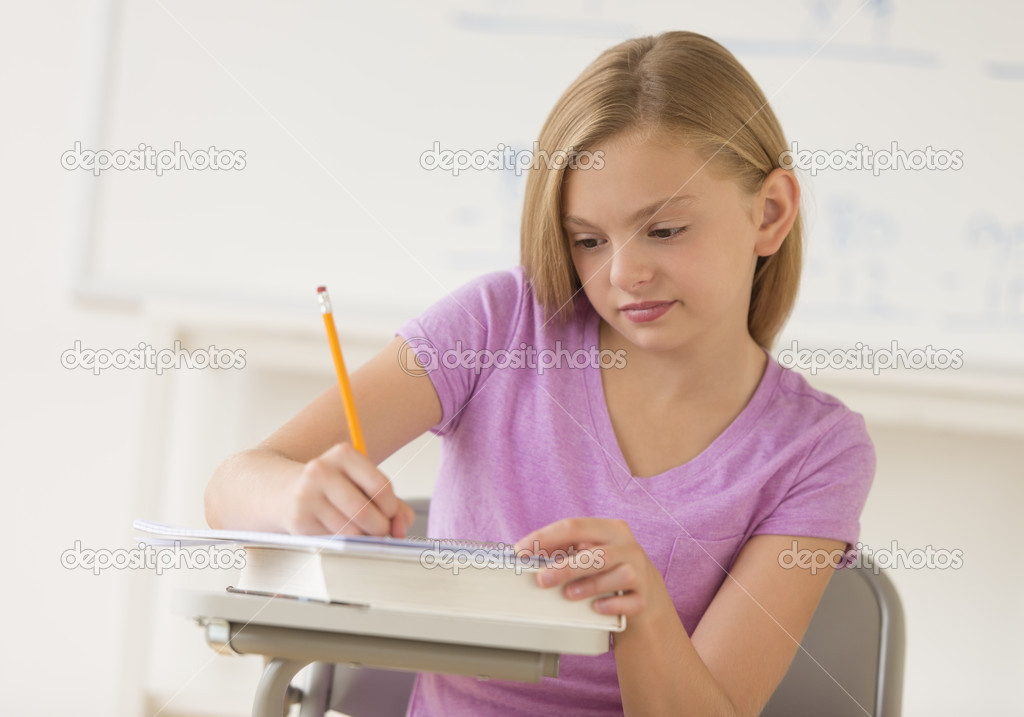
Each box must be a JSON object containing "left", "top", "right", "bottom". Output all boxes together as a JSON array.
[{"left": 581, "top": 302, "right": 781, "bottom": 489}]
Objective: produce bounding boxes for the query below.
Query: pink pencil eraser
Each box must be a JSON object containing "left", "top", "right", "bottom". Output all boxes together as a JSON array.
[{"left": 316, "top": 286, "right": 327, "bottom": 294}]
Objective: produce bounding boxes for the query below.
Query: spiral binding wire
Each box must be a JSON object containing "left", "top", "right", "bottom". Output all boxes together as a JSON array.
[{"left": 403, "top": 535, "right": 510, "bottom": 550}]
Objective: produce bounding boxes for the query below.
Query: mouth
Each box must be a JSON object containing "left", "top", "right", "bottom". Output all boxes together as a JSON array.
[{"left": 619, "top": 300, "right": 676, "bottom": 323}]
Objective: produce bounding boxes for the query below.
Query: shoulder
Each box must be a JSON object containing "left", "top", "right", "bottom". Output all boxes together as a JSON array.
[
  {"left": 746, "top": 358, "right": 876, "bottom": 545},
  {"left": 396, "top": 266, "right": 590, "bottom": 435},
  {"left": 762, "top": 357, "right": 873, "bottom": 455},
  {"left": 413, "top": 266, "right": 530, "bottom": 334},
  {"left": 748, "top": 356, "right": 876, "bottom": 491},
  {"left": 456, "top": 265, "right": 529, "bottom": 305},
  {"left": 400, "top": 266, "right": 587, "bottom": 348}
]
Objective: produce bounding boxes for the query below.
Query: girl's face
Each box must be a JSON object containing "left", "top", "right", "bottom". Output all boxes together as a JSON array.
[{"left": 562, "top": 128, "right": 791, "bottom": 357}]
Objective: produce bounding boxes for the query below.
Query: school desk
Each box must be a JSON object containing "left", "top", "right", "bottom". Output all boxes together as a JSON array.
[{"left": 172, "top": 589, "right": 616, "bottom": 717}]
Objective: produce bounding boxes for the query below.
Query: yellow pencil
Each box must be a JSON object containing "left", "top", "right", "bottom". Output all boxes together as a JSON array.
[{"left": 317, "top": 286, "right": 366, "bottom": 455}]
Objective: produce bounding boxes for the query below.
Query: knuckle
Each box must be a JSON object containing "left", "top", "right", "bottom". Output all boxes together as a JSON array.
[
  {"left": 374, "top": 479, "right": 394, "bottom": 500},
  {"left": 294, "top": 472, "right": 320, "bottom": 501},
  {"left": 618, "top": 562, "right": 637, "bottom": 586},
  {"left": 303, "top": 457, "right": 327, "bottom": 480}
]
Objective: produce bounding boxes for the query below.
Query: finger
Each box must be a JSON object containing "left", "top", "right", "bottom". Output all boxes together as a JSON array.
[
  {"left": 390, "top": 500, "right": 417, "bottom": 538},
  {"left": 300, "top": 452, "right": 392, "bottom": 535},
  {"left": 515, "top": 517, "right": 618, "bottom": 555},
  {"left": 284, "top": 477, "right": 338, "bottom": 536},
  {"left": 318, "top": 474, "right": 392, "bottom": 535},
  {"left": 560, "top": 562, "right": 638, "bottom": 600},
  {"left": 285, "top": 509, "right": 334, "bottom": 536},
  {"left": 592, "top": 591, "right": 643, "bottom": 618},
  {"left": 537, "top": 546, "right": 617, "bottom": 588},
  {"left": 311, "top": 497, "right": 373, "bottom": 536},
  {"left": 317, "top": 443, "right": 403, "bottom": 527}
]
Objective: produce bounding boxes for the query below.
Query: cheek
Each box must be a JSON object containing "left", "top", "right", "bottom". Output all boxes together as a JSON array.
[
  {"left": 697, "top": 241, "right": 759, "bottom": 307},
  {"left": 674, "top": 241, "right": 746, "bottom": 302},
  {"left": 571, "top": 253, "right": 605, "bottom": 286}
]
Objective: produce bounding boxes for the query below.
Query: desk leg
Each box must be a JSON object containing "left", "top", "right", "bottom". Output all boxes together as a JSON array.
[
  {"left": 300, "top": 662, "right": 334, "bottom": 716},
  {"left": 252, "top": 657, "right": 309, "bottom": 717}
]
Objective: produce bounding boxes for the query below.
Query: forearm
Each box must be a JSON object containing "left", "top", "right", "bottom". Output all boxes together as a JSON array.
[
  {"left": 614, "top": 598, "right": 739, "bottom": 717},
  {"left": 204, "top": 448, "right": 303, "bottom": 531}
]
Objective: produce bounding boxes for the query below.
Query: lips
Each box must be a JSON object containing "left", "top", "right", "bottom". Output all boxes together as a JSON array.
[
  {"left": 620, "top": 300, "right": 675, "bottom": 323},
  {"left": 620, "top": 301, "right": 673, "bottom": 311}
]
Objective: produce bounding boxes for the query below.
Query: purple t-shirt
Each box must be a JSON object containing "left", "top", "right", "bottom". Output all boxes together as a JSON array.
[{"left": 397, "top": 266, "right": 874, "bottom": 717}]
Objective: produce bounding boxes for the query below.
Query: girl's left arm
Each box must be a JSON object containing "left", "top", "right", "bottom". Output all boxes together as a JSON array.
[{"left": 515, "top": 520, "right": 843, "bottom": 717}]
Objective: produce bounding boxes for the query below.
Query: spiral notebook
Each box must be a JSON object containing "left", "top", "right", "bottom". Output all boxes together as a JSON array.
[{"left": 133, "top": 519, "right": 625, "bottom": 631}]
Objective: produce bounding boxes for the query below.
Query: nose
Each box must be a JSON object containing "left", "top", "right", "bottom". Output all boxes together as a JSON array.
[{"left": 608, "top": 237, "right": 654, "bottom": 292}]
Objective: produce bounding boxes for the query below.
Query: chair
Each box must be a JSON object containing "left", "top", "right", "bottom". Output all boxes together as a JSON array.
[
  {"left": 760, "top": 556, "right": 905, "bottom": 716},
  {"left": 293, "top": 502, "right": 905, "bottom": 716}
]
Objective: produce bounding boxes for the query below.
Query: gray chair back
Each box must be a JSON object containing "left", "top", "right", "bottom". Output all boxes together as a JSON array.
[{"left": 761, "top": 560, "right": 905, "bottom": 716}]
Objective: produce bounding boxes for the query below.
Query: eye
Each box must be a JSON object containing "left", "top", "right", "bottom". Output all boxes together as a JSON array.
[
  {"left": 649, "top": 226, "right": 687, "bottom": 240},
  {"left": 571, "top": 237, "right": 604, "bottom": 250}
]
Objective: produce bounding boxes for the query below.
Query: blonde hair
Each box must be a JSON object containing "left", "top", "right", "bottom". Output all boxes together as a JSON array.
[{"left": 520, "top": 31, "right": 801, "bottom": 350}]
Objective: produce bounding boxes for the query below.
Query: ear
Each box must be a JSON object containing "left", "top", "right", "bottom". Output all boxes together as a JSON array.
[{"left": 754, "top": 168, "right": 800, "bottom": 257}]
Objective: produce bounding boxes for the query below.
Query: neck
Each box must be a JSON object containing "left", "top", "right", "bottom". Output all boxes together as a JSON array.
[{"left": 599, "top": 320, "right": 768, "bottom": 406}]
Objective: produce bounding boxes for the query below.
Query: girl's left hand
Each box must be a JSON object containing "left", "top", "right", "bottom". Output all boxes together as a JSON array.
[{"left": 514, "top": 518, "right": 671, "bottom": 629}]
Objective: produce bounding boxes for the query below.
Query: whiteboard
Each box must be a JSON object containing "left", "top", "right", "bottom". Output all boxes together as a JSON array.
[{"left": 73, "top": 0, "right": 1024, "bottom": 370}]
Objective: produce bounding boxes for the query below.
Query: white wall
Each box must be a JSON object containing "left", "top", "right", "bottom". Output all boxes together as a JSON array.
[{"left": 3, "top": 2, "right": 1022, "bottom": 716}]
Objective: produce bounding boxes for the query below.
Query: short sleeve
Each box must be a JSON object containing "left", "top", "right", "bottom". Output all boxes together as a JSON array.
[
  {"left": 752, "top": 411, "right": 876, "bottom": 551},
  {"left": 396, "top": 268, "right": 528, "bottom": 436}
]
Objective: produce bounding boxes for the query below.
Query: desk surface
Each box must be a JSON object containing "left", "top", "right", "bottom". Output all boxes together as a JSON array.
[{"left": 172, "top": 589, "right": 615, "bottom": 656}]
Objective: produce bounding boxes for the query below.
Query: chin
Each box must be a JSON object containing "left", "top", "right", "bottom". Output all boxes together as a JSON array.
[{"left": 614, "top": 322, "right": 690, "bottom": 353}]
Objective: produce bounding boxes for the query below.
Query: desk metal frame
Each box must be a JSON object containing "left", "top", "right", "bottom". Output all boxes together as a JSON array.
[{"left": 175, "top": 590, "right": 614, "bottom": 717}]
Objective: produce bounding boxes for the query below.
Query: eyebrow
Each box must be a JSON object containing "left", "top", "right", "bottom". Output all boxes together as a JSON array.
[{"left": 562, "top": 195, "right": 699, "bottom": 228}]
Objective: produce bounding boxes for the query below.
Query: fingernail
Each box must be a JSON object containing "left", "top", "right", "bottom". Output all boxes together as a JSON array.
[{"left": 539, "top": 570, "right": 553, "bottom": 587}]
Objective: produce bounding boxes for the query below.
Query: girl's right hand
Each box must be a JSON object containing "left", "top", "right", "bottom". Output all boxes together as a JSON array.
[{"left": 280, "top": 441, "right": 416, "bottom": 538}]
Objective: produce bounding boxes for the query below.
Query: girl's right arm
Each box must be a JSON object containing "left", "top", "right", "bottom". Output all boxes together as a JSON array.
[{"left": 203, "top": 335, "right": 442, "bottom": 536}]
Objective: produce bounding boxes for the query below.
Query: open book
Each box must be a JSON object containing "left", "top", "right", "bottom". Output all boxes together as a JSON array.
[{"left": 134, "top": 520, "right": 625, "bottom": 631}]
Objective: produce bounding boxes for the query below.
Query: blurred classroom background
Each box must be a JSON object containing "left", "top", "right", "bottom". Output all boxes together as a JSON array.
[{"left": 2, "top": 1, "right": 1022, "bottom": 714}]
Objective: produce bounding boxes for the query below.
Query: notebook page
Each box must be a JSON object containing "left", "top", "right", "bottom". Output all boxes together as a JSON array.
[{"left": 132, "top": 518, "right": 537, "bottom": 564}]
